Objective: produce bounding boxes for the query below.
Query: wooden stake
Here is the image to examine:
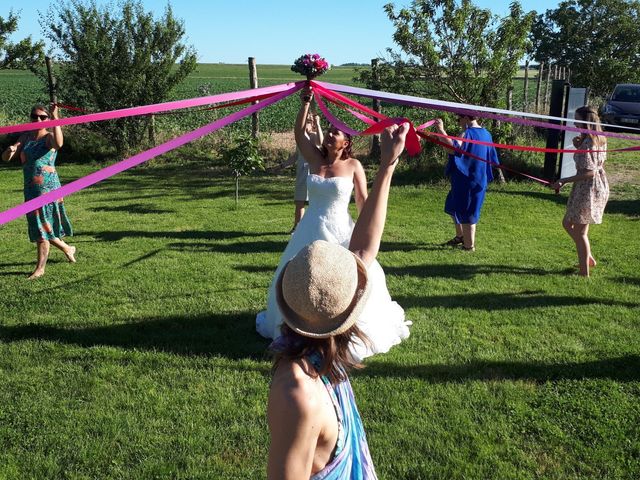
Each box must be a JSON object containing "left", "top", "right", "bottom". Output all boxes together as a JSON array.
[{"left": 248, "top": 57, "right": 259, "bottom": 139}]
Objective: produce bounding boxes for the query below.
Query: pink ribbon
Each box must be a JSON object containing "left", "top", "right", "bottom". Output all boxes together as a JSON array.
[
  {"left": 314, "top": 81, "right": 640, "bottom": 141},
  {"left": 0, "top": 82, "right": 304, "bottom": 136},
  {"left": 0, "top": 83, "right": 302, "bottom": 226}
]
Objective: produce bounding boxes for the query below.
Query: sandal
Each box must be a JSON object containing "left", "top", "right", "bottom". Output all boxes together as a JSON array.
[{"left": 445, "top": 236, "right": 464, "bottom": 246}]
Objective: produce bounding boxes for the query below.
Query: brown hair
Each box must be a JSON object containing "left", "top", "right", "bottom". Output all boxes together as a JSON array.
[
  {"left": 575, "top": 105, "right": 606, "bottom": 148},
  {"left": 271, "top": 324, "right": 371, "bottom": 385},
  {"left": 30, "top": 104, "right": 50, "bottom": 117},
  {"left": 458, "top": 113, "right": 479, "bottom": 122},
  {"left": 321, "top": 126, "right": 353, "bottom": 160}
]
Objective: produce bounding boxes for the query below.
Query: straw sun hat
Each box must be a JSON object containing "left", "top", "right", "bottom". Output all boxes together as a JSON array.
[{"left": 275, "top": 240, "right": 371, "bottom": 338}]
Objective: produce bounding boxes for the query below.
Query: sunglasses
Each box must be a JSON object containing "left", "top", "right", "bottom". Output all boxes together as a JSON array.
[{"left": 30, "top": 114, "right": 49, "bottom": 121}]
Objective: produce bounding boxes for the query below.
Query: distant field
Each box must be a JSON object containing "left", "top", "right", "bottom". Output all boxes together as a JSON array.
[{"left": 0, "top": 64, "right": 545, "bottom": 132}]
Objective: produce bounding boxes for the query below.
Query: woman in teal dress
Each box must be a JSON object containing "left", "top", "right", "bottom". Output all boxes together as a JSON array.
[{"left": 2, "top": 104, "right": 76, "bottom": 279}]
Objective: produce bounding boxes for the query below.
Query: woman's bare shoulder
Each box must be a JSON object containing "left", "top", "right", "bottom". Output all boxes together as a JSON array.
[{"left": 270, "top": 359, "right": 321, "bottom": 413}]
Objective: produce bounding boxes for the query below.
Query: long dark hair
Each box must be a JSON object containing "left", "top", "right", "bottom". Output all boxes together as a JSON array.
[
  {"left": 271, "top": 324, "right": 371, "bottom": 385},
  {"left": 321, "top": 126, "right": 353, "bottom": 160}
]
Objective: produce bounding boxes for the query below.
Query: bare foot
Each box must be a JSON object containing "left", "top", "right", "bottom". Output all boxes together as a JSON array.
[
  {"left": 588, "top": 256, "right": 596, "bottom": 267},
  {"left": 28, "top": 269, "right": 45, "bottom": 280},
  {"left": 65, "top": 246, "right": 77, "bottom": 263}
]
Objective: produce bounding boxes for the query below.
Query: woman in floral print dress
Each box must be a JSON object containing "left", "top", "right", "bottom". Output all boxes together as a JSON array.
[
  {"left": 551, "top": 106, "right": 609, "bottom": 277},
  {"left": 2, "top": 104, "right": 76, "bottom": 279}
]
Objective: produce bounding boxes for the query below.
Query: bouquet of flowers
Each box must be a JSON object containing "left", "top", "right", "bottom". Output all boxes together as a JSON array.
[{"left": 291, "top": 53, "right": 330, "bottom": 80}]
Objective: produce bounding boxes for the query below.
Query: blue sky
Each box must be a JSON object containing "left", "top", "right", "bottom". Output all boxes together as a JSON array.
[{"left": 8, "top": 0, "right": 559, "bottom": 65}]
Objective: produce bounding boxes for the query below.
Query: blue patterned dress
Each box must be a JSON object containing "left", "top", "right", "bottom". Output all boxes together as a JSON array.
[
  {"left": 21, "top": 136, "right": 73, "bottom": 242},
  {"left": 308, "top": 355, "right": 378, "bottom": 480}
]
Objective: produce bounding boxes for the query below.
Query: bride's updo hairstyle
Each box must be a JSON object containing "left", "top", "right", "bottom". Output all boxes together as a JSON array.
[{"left": 321, "top": 126, "right": 353, "bottom": 160}]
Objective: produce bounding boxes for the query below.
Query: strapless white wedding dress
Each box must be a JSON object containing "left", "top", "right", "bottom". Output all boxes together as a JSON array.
[{"left": 256, "top": 174, "right": 410, "bottom": 361}]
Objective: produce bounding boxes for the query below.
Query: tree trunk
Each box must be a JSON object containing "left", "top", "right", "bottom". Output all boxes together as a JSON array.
[{"left": 235, "top": 175, "right": 240, "bottom": 206}]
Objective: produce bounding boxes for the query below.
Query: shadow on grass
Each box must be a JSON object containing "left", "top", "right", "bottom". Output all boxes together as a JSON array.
[
  {"left": 606, "top": 198, "right": 640, "bottom": 217},
  {"left": 613, "top": 276, "right": 640, "bottom": 287},
  {"left": 0, "top": 312, "right": 270, "bottom": 362},
  {"left": 395, "top": 290, "right": 638, "bottom": 310},
  {"left": 88, "top": 204, "right": 176, "bottom": 215},
  {"left": 379, "top": 242, "right": 445, "bottom": 253},
  {"left": 83, "top": 229, "right": 285, "bottom": 242},
  {"left": 386, "top": 263, "right": 554, "bottom": 279},
  {"left": 168, "top": 240, "right": 287, "bottom": 254},
  {"left": 496, "top": 189, "right": 566, "bottom": 206},
  {"left": 359, "top": 355, "right": 640, "bottom": 383},
  {"left": 235, "top": 265, "right": 276, "bottom": 274}
]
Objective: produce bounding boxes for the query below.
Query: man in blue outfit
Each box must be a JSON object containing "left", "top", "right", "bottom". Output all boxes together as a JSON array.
[{"left": 434, "top": 115, "right": 499, "bottom": 251}]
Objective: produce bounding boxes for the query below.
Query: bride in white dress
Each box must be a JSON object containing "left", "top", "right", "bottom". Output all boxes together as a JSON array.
[{"left": 256, "top": 87, "right": 411, "bottom": 361}]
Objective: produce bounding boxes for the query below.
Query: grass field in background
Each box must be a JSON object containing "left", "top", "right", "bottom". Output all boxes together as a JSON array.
[{"left": 0, "top": 146, "right": 639, "bottom": 478}]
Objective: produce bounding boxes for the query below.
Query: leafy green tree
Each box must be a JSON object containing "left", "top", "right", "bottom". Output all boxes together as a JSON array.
[
  {"left": 0, "top": 10, "right": 44, "bottom": 69},
  {"left": 530, "top": 0, "right": 640, "bottom": 96},
  {"left": 41, "top": 0, "right": 197, "bottom": 153},
  {"left": 360, "top": 0, "right": 534, "bottom": 107},
  {"left": 220, "top": 134, "right": 264, "bottom": 206}
]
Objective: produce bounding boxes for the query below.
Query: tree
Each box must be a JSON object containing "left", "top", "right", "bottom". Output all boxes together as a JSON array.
[
  {"left": 220, "top": 134, "right": 264, "bottom": 206},
  {"left": 530, "top": 0, "right": 640, "bottom": 97},
  {"left": 360, "top": 0, "right": 534, "bottom": 108},
  {"left": 41, "top": 0, "right": 197, "bottom": 153},
  {"left": 0, "top": 10, "right": 44, "bottom": 69}
]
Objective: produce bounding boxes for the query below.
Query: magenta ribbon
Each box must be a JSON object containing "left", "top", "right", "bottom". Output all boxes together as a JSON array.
[
  {"left": 0, "top": 83, "right": 302, "bottom": 226},
  {"left": 0, "top": 82, "right": 304, "bottom": 136},
  {"left": 314, "top": 81, "right": 640, "bottom": 141}
]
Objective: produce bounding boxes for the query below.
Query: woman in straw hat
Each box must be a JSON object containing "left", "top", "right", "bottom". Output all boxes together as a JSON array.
[
  {"left": 256, "top": 86, "right": 410, "bottom": 362},
  {"left": 267, "top": 122, "right": 410, "bottom": 479}
]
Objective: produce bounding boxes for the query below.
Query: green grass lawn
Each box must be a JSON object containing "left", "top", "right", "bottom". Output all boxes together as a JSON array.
[{"left": 0, "top": 147, "right": 638, "bottom": 479}]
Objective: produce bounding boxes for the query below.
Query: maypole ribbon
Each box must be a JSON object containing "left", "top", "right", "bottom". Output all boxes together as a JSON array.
[
  {"left": 311, "top": 83, "right": 548, "bottom": 184},
  {"left": 314, "top": 81, "right": 640, "bottom": 141},
  {"left": 0, "top": 83, "right": 303, "bottom": 226},
  {"left": 0, "top": 82, "right": 304, "bottom": 136},
  {"left": 312, "top": 83, "right": 422, "bottom": 156}
]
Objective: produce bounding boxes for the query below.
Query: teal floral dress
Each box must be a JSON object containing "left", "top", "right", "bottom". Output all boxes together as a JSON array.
[{"left": 21, "top": 136, "right": 73, "bottom": 242}]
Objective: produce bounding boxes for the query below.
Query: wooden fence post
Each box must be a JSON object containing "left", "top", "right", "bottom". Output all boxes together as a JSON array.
[
  {"left": 370, "top": 58, "right": 381, "bottom": 159},
  {"left": 535, "top": 61, "right": 544, "bottom": 113},
  {"left": 45, "top": 56, "right": 57, "bottom": 105},
  {"left": 543, "top": 63, "right": 552, "bottom": 113},
  {"left": 523, "top": 59, "right": 529, "bottom": 111},
  {"left": 248, "top": 57, "right": 259, "bottom": 139}
]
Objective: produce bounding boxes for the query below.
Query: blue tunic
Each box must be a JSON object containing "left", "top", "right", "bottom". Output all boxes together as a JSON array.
[{"left": 444, "top": 127, "right": 499, "bottom": 224}]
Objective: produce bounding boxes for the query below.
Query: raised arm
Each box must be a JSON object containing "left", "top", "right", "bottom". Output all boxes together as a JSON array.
[
  {"left": 352, "top": 160, "right": 368, "bottom": 214},
  {"left": 46, "top": 105, "right": 64, "bottom": 150},
  {"left": 349, "top": 123, "right": 409, "bottom": 266},
  {"left": 312, "top": 107, "right": 324, "bottom": 146},
  {"left": 433, "top": 118, "right": 455, "bottom": 152},
  {"left": 295, "top": 87, "right": 324, "bottom": 170}
]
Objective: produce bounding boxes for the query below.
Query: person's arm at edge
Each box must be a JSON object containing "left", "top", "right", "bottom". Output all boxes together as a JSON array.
[
  {"left": 349, "top": 123, "right": 409, "bottom": 266},
  {"left": 267, "top": 364, "right": 320, "bottom": 480},
  {"left": 2, "top": 134, "right": 26, "bottom": 162}
]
